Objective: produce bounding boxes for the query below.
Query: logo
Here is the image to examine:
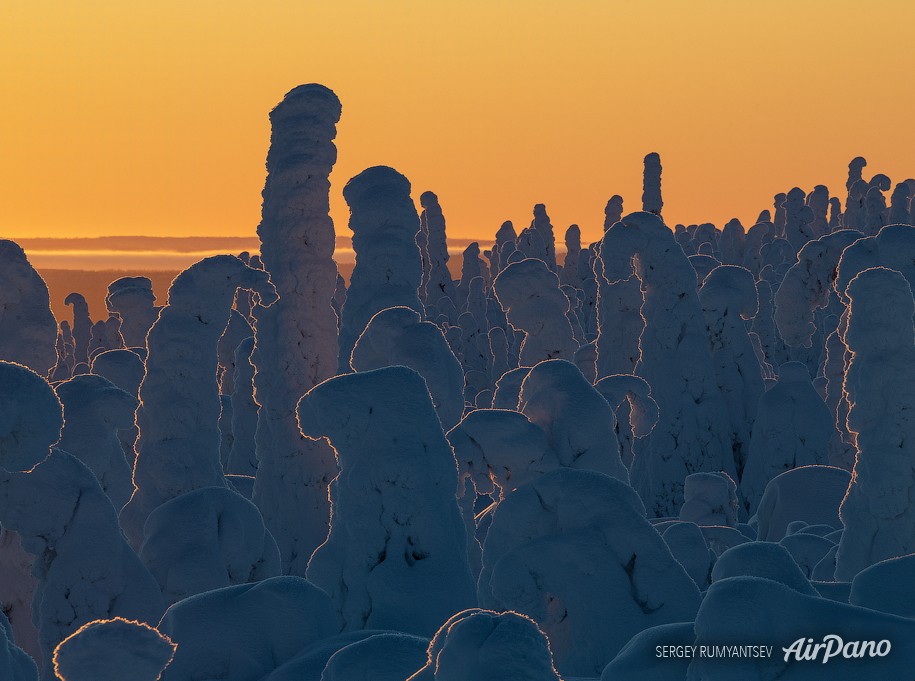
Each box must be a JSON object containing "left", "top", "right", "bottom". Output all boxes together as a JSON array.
[{"left": 782, "top": 636, "right": 891, "bottom": 663}]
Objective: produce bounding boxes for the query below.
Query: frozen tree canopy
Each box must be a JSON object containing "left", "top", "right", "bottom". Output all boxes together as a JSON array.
[
  {"left": 251, "top": 83, "right": 343, "bottom": 575},
  {"left": 298, "top": 366, "right": 476, "bottom": 636},
  {"left": 835, "top": 267, "right": 915, "bottom": 580},
  {"left": 0, "top": 448, "right": 165, "bottom": 676},
  {"left": 518, "top": 359, "right": 628, "bottom": 482},
  {"left": 105, "top": 277, "right": 159, "bottom": 348},
  {"left": 350, "top": 306, "right": 464, "bottom": 431},
  {"left": 601, "top": 211, "right": 733, "bottom": 515},
  {"left": 122, "top": 255, "right": 276, "bottom": 547},
  {"left": 741, "top": 362, "right": 834, "bottom": 515},
  {"left": 55, "top": 374, "right": 137, "bottom": 511},
  {"left": 492, "top": 259, "right": 577, "bottom": 366},
  {"left": 0, "top": 241, "right": 58, "bottom": 377},
  {"left": 337, "top": 165, "right": 424, "bottom": 368},
  {"left": 642, "top": 152, "right": 663, "bottom": 216}
]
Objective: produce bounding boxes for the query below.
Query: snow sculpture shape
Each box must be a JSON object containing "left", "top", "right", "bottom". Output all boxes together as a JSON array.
[
  {"left": 741, "top": 362, "right": 834, "bottom": 515},
  {"left": 594, "top": 374, "right": 659, "bottom": 470},
  {"left": 560, "top": 224, "right": 581, "bottom": 287},
  {"left": 642, "top": 152, "right": 663, "bottom": 216},
  {"left": 105, "top": 277, "right": 159, "bottom": 348},
  {"left": 87, "top": 317, "right": 123, "bottom": 359},
  {"left": 594, "top": 233, "right": 643, "bottom": 378},
  {"left": 718, "top": 218, "right": 745, "bottom": 265},
  {"left": 601, "top": 211, "right": 734, "bottom": 515},
  {"left": 63, "top": 293, "right": 91, "bottom": 366},
  {"left": 515, "top": 204, "right": 557, "bottom": 271},
  {"left": 864, "top": 185, "right": 888, "bottom": 234},
  {"left": 699, "top": 265, "right": 764, "bottom": 476},
  {"left": 350, "top": 306, "right": 464, "bottom": 431},
  {"left": 835, "top": 224, "right": 915, "bottom": 302},
  {"left": 121, "top": 255, "right": 276, "bottom": 547},
  {"left": 889, "top": 181, "right": 913, "bottom": 224},
  {"left": 835, "top": 267, "right": 915, "bottom": 580},
  {"left": 518, "top": 359, "right": 628, "bottom": 482},
  {"left": 52, "top": 618, "right": 175, "bottom": 681},
  {"left": 406, "top": 609, "right": 562, "bottom": 681},
  {"left": 679, "top": 472, "right": 739, "bottom": 527},
  {"left": 604, "top": 194, "right": 624, "bottom": 229},
  {"left": 249, "top": 84, "right": 342, "bottom": 575},
  {"left": 158, "top": 577, "right": 341, "bottom": 681},
  {"left": 448, "top": 408, "right": 556, "bottom": 500},
  {"left": 783, "top": 187, "right": 815, "bottom": 250},
  {"left": 0, "top": 241, "right": 58, "bottom": 376},
  {"left": 775, "top": 229, "right": 863, "bottom": 348},
  {"left": 0, "top": 448, "right": 165, "bottom": 677},
  {"left": 492, "top": 258, "right": 577, "bottom": 366},
  {"left": 139, "top": 486, "right": 281, "bottom": 605},
  {"left": 479, "top": 468, "right": 701, "bottom": 677},
  {"left": 321, "top": 632, "right": 428, "bottom": 681},
  {"left": 338, "top": 165, "right": 424, "bottom": 369},
  {"left": 55, "top": 374, "right": 136, "bottom": 511},
  {"left": 297, "top": 366, "right": 476, "bottom": 637},
  {"left": 419, "top": 191, "right": 457, "bottom": 311}
]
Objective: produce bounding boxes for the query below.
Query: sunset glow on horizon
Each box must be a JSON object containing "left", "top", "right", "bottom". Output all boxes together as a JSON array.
[{"left": 2, "top": 1, "right": 913, "bottom": 246}]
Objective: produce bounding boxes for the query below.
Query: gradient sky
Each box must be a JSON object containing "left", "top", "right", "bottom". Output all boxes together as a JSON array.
[{"left": 1, "top": 1, "right": 913, "bottom": 244}]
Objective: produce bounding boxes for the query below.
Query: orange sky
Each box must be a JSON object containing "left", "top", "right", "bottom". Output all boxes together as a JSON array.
[{"left": 1, "top": 1, "right": 913, "bottom": 245}]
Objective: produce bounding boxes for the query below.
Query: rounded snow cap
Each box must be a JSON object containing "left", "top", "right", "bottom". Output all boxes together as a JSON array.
[
  {"left": 271, "top": 83, "right": 342, "bottom": 125},
  {"left": 52, "top": 617, "right": 176, "bottom": 681},
  {"left": 343, "top": 165, "right": 412, "bottom": 208}
]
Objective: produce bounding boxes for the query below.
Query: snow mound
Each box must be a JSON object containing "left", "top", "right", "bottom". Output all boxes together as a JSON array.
[
  {"left": 407, "top": 609, "right": 561, "bottom": 681},
  {"left": 321, "top": 632, "right": 428, "bottom": 681},
  {"left": 711, "top": 542, "right": 818, "bottom": 595},
  {"left": 849, "top": 553, "right": 915, "bottom": 618},
  {"left": 139, "top": 486, "right": 281, "bottom": 605},
  {"left": 52, "top": 618, "right": 175, "bottom": 681},
  {"left": 754, "top": 465, "right": 850, "bottom": 542},
  {"left": 159, "top": 576, "right": 340, "bottom": 681}
]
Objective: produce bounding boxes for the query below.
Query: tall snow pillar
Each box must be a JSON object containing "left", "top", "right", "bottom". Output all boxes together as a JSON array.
[
  {"left": 251, "top": 84, "right": 343, "bottom": 575},
  {"left": 642, "top": 152, "right": 663, "bottom": 216}
]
